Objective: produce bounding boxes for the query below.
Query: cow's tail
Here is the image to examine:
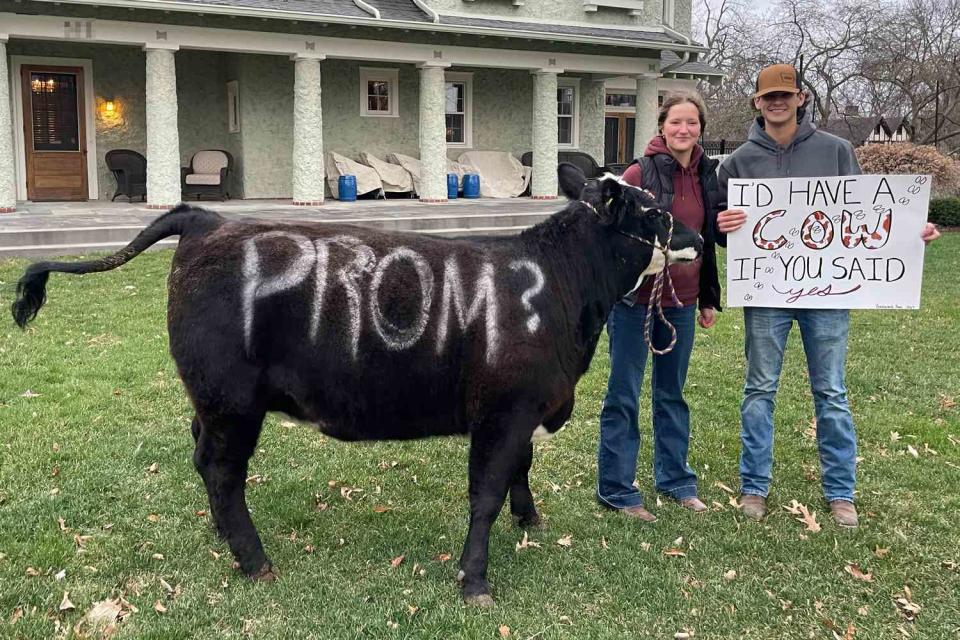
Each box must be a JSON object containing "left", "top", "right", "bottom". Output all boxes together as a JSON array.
[{"left": 11, "top": 204, "right": 223, "bottom": 329}]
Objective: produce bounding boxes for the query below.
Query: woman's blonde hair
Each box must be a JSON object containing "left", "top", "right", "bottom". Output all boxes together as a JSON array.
[{"left": 657, "top": 91, "right": 707, "bottom": 134}]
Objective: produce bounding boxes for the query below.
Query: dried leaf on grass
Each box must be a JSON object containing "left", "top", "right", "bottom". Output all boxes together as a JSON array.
[
  {"left": 515, "top": 532, "right": 541, "bottom": 551},
  {"left": 59, "top": 592, "right": 75, "bottom": 612},
  {"left": 390, "top": 555, "right": 405, "bottom": 569},
  {"left": 894, "top": 586, "right": 921, "bottom": 621},
  {"left": 844, "top": 562, "right": 874, "bottom": 582},
  {"left": 783, "top": 500, "right": 821, "bottom": 532},
  {"left": 498, "top": 624, "right": 511, "bottom": 637},
  {"left": 556, "top": 535, "right": 573, "bottom": 548},
  {"left": 153, "top": 600, "right": 167, "bottom": 614},
  {"left": 663, "top": 549, "right": 687, "bottom": 557},
  {"left": 9, "top": 606, "right": 24, "bottom": 625},
  {"left": 713, "top": 481, "right": 735, "bottom": 494}
]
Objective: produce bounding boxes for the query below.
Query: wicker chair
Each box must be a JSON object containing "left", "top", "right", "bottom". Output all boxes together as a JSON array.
[
  {"left": 181, "top": 150, "right": 233, "bottom": 201},
  {"left": 105, "top": 149, "right": 147, "bottom": 202}
]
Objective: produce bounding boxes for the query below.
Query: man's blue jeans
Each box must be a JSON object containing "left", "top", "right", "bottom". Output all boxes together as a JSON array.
[
  {"left": 597, "top": 302, "right": 698, "bottom": 509},
  {"left": 740, "top": 307, "right": 856, "bottom": 503}
]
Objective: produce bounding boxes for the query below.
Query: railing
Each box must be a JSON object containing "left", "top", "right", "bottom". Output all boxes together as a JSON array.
[{"left": 701, "top": 139, "right": 747, "bottom": 156}]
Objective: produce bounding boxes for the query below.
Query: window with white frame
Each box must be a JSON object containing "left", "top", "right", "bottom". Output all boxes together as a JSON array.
[
  {"left": 662, "top": 0, "right": 675, "bottom": 27},
  {"left": 557, "top": 79, "right": 579, "bottom": 147},
  {"left": 360, "top": 67, "right": 399, "bottom": 117},
  {"left": 444, "top": 72, "right": 473, "bottom": 147}
]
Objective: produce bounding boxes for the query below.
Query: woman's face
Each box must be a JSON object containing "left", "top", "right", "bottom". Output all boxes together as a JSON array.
[{"left": 661, "top": 102, "right": 701, "bottom": 156}]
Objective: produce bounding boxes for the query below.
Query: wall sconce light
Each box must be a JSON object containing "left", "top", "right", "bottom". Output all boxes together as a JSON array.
[{"left": 104, "top": 100, "right": 115, "bottom": 113}]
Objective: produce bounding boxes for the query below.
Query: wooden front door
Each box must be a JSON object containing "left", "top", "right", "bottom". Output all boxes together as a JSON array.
[
  {"left": 604, "top": 114, "right": 636, "bottom": 165},
  {"left": 20, "top": 65, "right": 88, "bottom": 201}
]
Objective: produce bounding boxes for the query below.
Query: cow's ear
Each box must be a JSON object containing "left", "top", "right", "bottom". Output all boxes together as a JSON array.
[
  {"left": 558, "top": 163, "right": 588, "bottom": 200},
  {"left": 596, "top": 176, "right": 625, "bottom": 226}
]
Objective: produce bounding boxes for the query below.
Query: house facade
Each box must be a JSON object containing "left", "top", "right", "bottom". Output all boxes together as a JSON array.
[{"left": 0, "top": 0, "right": 721, "bottom": 211}]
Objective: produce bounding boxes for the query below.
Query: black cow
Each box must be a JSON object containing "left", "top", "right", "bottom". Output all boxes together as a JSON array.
[{"left": 11, "top": 164, "right": 702, "bottom": 606}]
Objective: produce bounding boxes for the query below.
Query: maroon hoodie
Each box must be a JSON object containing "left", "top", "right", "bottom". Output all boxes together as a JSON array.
[{"left": 621, "top": 136, "right": 705, "bottom": 308}]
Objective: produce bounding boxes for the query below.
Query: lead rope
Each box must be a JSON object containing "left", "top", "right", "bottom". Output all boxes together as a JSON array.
[{"left": 580, "top": 199, "right": 682, "bottom": 356}]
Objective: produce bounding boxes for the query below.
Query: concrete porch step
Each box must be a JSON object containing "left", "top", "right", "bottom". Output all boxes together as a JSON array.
[{"left": 0, "top": 210, "right": 548, "bottom": 258}]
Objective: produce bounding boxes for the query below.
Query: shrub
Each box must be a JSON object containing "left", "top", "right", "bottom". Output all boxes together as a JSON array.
[
  {"left": 856, "top": 143, "right": 960, "bottom": 197},
  {"left": 929, "top": 197, "right": 960, "bottom": 227}
]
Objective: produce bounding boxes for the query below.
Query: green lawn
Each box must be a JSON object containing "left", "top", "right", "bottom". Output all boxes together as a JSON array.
[{"left": 0, "top": 237, "right": 957, "bottom": 639}]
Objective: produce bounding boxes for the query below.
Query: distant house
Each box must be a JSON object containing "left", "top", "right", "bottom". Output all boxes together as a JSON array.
[
  {"left": 819, "top": 106, "right": 911, "bottom": 147},
  {"left": 0, "top": 0, "right": 722, "bottom": 211}
]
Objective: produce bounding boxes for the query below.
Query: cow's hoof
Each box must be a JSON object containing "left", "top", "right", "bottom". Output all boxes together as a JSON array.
[
  {"left": 249, "top": 562, "right": 278, "bottom": 582},
  {"left": 513, "top": 512, "right": 542, "bottom": 529},
  {"left": 463, "top": 593, "right": 495, "bottom": 608}
]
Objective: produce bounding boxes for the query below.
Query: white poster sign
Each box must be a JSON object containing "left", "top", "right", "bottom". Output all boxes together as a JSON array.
[{"left": 726, "top": 174, "right": 931, "bottom": 309}]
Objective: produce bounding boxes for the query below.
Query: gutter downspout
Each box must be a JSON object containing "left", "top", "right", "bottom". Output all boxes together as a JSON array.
[
  {"left": 412, "top": 0, "right": 440, "bottom": 24},
  {"left": 660, "top": 24, "right": 691, "bottom": 75},
  {"left": 352, "top": 0, "right": 380, "bottom": 19}
]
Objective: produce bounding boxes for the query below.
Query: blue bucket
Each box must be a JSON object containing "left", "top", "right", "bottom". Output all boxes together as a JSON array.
[
  {"left": 338, "top": 175, "right": 357, "bottom": 202},
  {"left": 447, "top": 173, "right": 459, "bottom": 199},
  {"left": 462, "top": 174, "right": 480, "bottom": 199}
]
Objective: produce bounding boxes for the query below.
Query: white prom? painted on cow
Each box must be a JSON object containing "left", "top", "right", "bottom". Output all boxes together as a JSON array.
[
  {"left": 369, "top": 247, "right": 435, "bottom": 351},
  {"left": 509, "top": 260, "right": 546, "bottom": 334},
  {"left": 327, "top": 235, "right": 376, "bottom": 359},
  {"left": 242, "top": 231, "right": 317, "bottom": 352},
  {"left": 436, "top": 256, "right": 499, "bottom": 363}
]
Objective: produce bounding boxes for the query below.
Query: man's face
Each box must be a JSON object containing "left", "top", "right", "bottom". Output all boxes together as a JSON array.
[{"left": 753, "top": 90, "right": 804, "bottom": 125}]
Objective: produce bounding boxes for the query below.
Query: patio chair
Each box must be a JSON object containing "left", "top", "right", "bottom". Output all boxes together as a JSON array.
[
  {"left": 457, "top": 151, "right": 531, "bottom": 198},
  {"left": 386, "top": 153, "right": 469, "bottom": 196},
  {"left": 326, "top": 152, "right": 384, "bottom": 200},
  {"left": 358, "top": 152, "right": 414, "bottom": 196},
  {"left": 105, "top": 149, "right": 147, "bottom": 202},
  {"left": 519, "top": 150, "right": 610, "bottom": 196},
  {"left": 181, "top": 150, "right": 233, "bottom": 201}
]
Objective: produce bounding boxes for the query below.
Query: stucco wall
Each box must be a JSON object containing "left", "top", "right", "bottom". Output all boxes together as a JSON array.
[
  {"left": 428, "top": 0, "right": 660, "bottom": 28},
  {"left": 176, "top": 50, "right": 233, "bottom": 196}
]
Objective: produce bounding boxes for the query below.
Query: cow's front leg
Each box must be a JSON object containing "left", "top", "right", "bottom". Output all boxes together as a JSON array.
[
  {"left": 459, "top": 422, "right": 531, "bottom": 606},
  {"left": 193, "top": 410, "right": 274, "bottom": 580},
  {"left": 509, "top": 443, "right": 540, "bottom": 528}
]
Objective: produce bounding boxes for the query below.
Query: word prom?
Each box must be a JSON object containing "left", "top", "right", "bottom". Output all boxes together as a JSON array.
[{"left": 241, "top": 231, "right": 546, "bottom": 363}]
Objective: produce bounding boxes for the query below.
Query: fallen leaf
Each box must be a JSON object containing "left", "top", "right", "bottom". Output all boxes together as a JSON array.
[
  {"left": 672, "top": 536, "right": 684, "bottom": 547},
  {"left": 515, "top": 532, "right": 541, "bottom": 551},
  {"left": 373, "top": 505, "right": 391, "bottom": 513},
  {"left": 20, "top": 390, "right": 41, "bottom": 398},
  {"left": 74, "top": 535, "right": 92, "bottom": 549},
  {"left": 723, "top": 569, "right": 737, "bottom": 581},
  {"left": 874, "top": 546, "right": 891, "bottom": 559},
  {"left": 146, "top": 514, "right": 160, "bottom": 523},
  {"left": 600, "top": 536, "right": 609, "bottom": 550},
  {"left": 890, "top": 431, "right": 901, "bottom": 442},
  {"left": 148, "top": 463, "right": 159, "bottom": 474},
  {"left": 386, "top": 620, "right": 398, "bottom": 630},
  {"left": 159, "top": 578, "right": 174, "bottom": 595},
  {"left": 857, "top": 605, "right": 870, "bottom": 616},
  {"left": 435, "top": 553, "right": 452, "bottom": 563},
  {"left": 640, "top": 542, "right": 652, "bottom": 551},
  {"left": 58, "top": 517, "right": 68, "bottom": 532},
  {"left": 893, "top": 588, "right": 921, "bottom": 621},
  {"left": 55, "top": 569, "right": 66, "bottom": 581},
  {"left": 728, "top": 495, "right": 742, "bottom": 509},
  {"left": 9, "top": 606, "right": 24, "bottom": 624},
  {"left": 713, "top": 481, "right": 735, "bottom": 494},
  {"left": 783, "top": 500, "right": 821, "bottom": 532},
  {"left": 663, "top": 548, "right": 687, "bottom": 557},
  {"left": 556, "top": 535, "right": 573, "bottom": 548},
  {"left": 59, "top": 592, "right": 75, "bottom": 611},
  {"left": 304, "top": 544, "right": 314, "bottom": 554},
  {"left": 153, "top": 600, "right": 167, "bottom": 614},
  {"left": 406, "top": 605, "right": 418, "bottom": 617},
  {"left": 941, "top": 559, "right": 958, "bottom": 571},
  {"left": 25, "top": 567, "right": 40, "bottom": 577},
  {"left": 844, "top": 562, "right": 874, "bottom": 582},
  {"left": 939, "top": 394, "right": 956, "bottom": 410},
  {"left": 498, "top": 624, "right": 511, "bottom": 637},
  {"left": 151, "top": 553, "right": 164, "bottom": 561},
  {"left": 559, "top": 615, "right": 572, "bottom": 624},
  {"left": 390, "top": 554, "right": 405, "bottom": 569},
  {"left": 906, "top": 445, "right": 919, "bottom": 458}
]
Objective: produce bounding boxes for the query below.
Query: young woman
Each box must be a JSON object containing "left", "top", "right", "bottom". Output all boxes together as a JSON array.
[{"left": 596, "top": 91, "right": 722, "bottom": 522}]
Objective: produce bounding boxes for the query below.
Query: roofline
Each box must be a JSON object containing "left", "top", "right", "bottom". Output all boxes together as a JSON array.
[{"left": 28, "top": 0, "right": 706, "bottom": 53}]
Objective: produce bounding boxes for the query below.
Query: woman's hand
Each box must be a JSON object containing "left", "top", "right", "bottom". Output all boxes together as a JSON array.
[
  {"left": 717, "top": 209, "right": 747, "bottom": 233},
  {"left": 698, "top": 307, "right": 717, "bottom": 329},
  {"left": 921, "top": 223, "right": 941, "bottom": 244}
]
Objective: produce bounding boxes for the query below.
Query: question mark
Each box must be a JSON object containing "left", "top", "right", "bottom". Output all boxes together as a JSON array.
[{"left": 510, "top": 260, "right": 545, "bottom": 334}]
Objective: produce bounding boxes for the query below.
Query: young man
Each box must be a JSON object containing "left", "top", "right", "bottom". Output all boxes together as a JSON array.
[{"left": 715, "top": 64, "right": 940, "bottom": 528}]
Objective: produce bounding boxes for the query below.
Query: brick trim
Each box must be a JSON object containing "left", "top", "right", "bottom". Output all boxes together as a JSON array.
[
  {"left": 293, "top": 200, "right": 324, "bottom": 206},
  {"left": 419, "top": 198, "right": 449, "bottom": 203},
  {"left": 0, "top": 207, "right": 16, "bottom": 213},
  {"left": 531, "top": 195, "right": 559, "bottom": 200},
  {"left": 146, "top": 204, "right": 175, "bottom": 210}
]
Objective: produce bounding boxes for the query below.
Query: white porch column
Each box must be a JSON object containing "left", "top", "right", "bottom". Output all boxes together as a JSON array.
[
  {"left": 634, "top": 74, "right": 661, "bottom": 157},
  {"left": 531, "top": 70, "right": 559, "bottom": 199},
  {"left": 417, "top": 62, "right": 449, "bottom": 202},
  {"left": 145, "top": 46, "right": 181, "bottom": 208},
  {"left": 292, "top": 54, "right": 325, "bottom": 205},
  {"left": 0, "top": 36, "right": 16, "bottom": 212}
]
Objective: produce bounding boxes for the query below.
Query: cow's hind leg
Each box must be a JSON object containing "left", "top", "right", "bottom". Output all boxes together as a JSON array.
[
  {"left": 509, "top": 443, "right": 540, "bottom": 528},
  {"left": 459, "top": 416, "right": 535, "bottom": 606},
  {"left": 193, "top": 410, "right": 274, "bottom": 580}
]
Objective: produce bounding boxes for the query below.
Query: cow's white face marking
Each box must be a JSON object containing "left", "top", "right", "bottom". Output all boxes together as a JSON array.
[
  {"left": 667, "top": 246, "right": 699, "bottom": 263},
  {"left": 241, "top": 231, "right": 546, "bottom": 365},
  {"left": 531, "top": 424, "right": 561, "bottom": 443}
]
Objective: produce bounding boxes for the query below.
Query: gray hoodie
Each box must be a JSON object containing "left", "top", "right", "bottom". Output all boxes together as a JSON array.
[{"left": 716, "top": 116, "right": 861, "bottom": 245}]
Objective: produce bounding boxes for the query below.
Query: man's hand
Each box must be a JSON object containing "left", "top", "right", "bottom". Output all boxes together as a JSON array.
[
  {"left": 921, "top": 222, "right": 941, "bottom": 244},
  {"left": 698, "top": 307, "right": 717, "bottom": 329},
  {"left": 717, "top": 209, "right": 748, "bottom": 233}
]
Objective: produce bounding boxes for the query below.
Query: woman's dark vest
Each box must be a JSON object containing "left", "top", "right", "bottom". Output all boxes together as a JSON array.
[{"left": 629, "top": 153, "right": 723, "bottom": 311}]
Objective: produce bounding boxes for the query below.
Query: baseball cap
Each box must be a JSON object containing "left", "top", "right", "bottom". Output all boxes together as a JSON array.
[{"left": 754, "top": 64, "right": 800, "bottom": 98}]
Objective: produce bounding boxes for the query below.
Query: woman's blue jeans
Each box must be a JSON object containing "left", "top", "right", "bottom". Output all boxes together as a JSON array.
[
  {"left": 740, "top": 307, "right": 857, "bottom": 503},
  {"left": 597, "top": 302, "right": 698, "bottom": 509}
]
